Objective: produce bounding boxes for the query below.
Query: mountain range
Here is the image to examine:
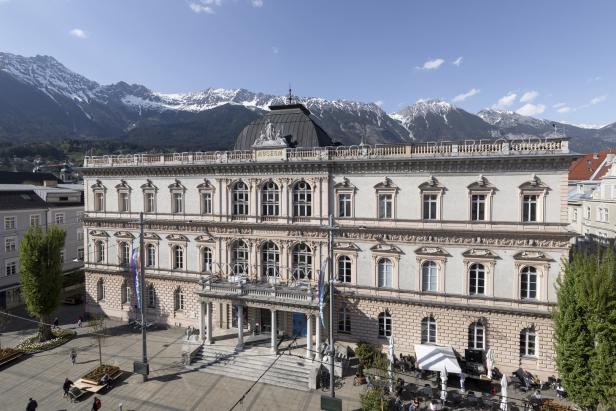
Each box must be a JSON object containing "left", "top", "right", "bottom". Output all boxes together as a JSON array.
[{"left": 0, "top": 51, "right": 614, "bottom": 155}]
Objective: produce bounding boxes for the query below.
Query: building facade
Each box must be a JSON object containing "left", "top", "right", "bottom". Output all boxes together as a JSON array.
[
  {"left": 0, "top": 182, "right": 84, "bottom": 310},
  {"left": 82, "top": 128, "right": 574, "bottom": 378}
]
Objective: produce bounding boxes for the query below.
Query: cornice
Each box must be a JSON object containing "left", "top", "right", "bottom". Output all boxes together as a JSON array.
[{"left": 83, "top": 217, "right": 573, "bottom": 248}]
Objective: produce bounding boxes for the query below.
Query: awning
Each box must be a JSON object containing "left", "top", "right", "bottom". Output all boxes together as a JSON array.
[{"left": 414, "top": 344, "right": 462, "bottom": 374}]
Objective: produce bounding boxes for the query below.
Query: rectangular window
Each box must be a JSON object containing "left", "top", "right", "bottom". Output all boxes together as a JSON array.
[
  {"left": 5, "top": 237, "right": 16, "bottom": 252},
  {"left": 422, "top": 194, "right": 438, "bottom": 220},
  {"left": 586, "top": 206, "right": 591, "bottom": 220},
  {"left": 338, "top": 193, "right": 352, "bottom": 218},
  {"left": 94, "top": 192, "right": 105, "bottom": 212},
  {"left": 172, "top": 192, "right": 183, "bottom": 214},
  {"left": 4, "top": 216, "right": 16, "bottom": 230},
  {"left": 55, "top": 213, "right": 65, "bottom": 224},
  {"left": 77, "top": 229, "right": 84, "bottom": 241},
  {"left": 5, "top": 261, "right": 17, "bottom": 276},
  {"left": 378, "top": 194, "right": 393, "bottom": 219},
  {"left": 605, "top": 208, "right": 609, "bottom": 222},
  {"left": 520, "top": 331, "right": 536, "bottom": 357},
  {"left": 522, "top": 195, "right": 538, "bottom": 222},
  {"left": 572, "top": 208, "right": 578, "bottom": 222},
  {"left": 201, "top": 192, "right": 212, "bottom": 215},
  {"left": 119, "top": 192, "right": 130, "bottom": 212},
  {"left": 77, "top": 248, "right": 84, "bottom": 261},
  {"left": 338, "top": 307, "right": 351, "bottom": 333},
  {"left": 470, "top": 194, "right": 486, "bottom": 221},
  {"left": 30, "top": 215, "right": 41, "bottom": 227},
  {"left": 143, "top": 192, "right": 154, "bottom": 213}
]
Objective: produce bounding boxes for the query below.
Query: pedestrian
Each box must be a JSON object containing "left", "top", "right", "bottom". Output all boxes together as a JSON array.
[
  {"left": 77, "top": 316, "right": 83, "bottom": 328},
  {"left": 53, "top": 317, "right": 59, "bottom": 329},
  {"left": 26, "top": 398, "right": 38, "bottom": 411},
  {"left": 63, "top": 377, "right": 73, "bottom": 398},
  {"left": 91, "top": 396, "right": 101, "bottom": 411},
  {"left": 69, "top": 348, "right": 77, "bottom": 366}
]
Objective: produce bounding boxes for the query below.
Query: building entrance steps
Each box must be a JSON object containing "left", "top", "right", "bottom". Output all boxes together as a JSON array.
[{"left": 187, "top": 341, "right": 317, "bottom": 391}]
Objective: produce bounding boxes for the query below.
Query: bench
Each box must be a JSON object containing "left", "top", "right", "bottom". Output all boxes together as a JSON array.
[
  {"left": 67, "top": 386, "right": 87, "bottom": 402},
  {"left": 74, "top": 369, "right": 124, "bottom": 393}
]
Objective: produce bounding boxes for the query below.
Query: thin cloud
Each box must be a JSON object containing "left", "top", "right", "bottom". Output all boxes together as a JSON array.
[
  {"left": 250, "top": 0, "right": 263, "bottom": 7},
  {"left": 494, "top": 92, "right": 517, "bottom": 108},
  {"left": 519, "top": 90, "right": 539, "bottom": 103},
  {"left": 557, "top": 106, "right": 571, "bottom": 113},
  {"left": 452, "top": 57, "right": 463, "bottom": 67},
  {"left": 189, "top": 0, "right": 222, "bottom": 14},
  {"left": 417, "top": 58, "right": 444, "bottom": 70},
  {"left": 591, "top": 95, "right": 607, "bottom": 105},
  {"left": 516, "top": 103, "right": 545, "bottom": 116},
  {"left": 452, "top": 88, "right": 480, "bottom": 103},
  {"left": 69, "top": 28, "right": 88, "bottom": 39},
  {"left": 374, "top": 100, "right": 384, "bottom": 107}
]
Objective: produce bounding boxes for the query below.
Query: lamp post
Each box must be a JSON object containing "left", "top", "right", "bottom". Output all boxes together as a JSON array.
[
  {"left": 139, "top": 212, "right": 148, "bottom": 382},
  {"left": 327, "top": 214, "right": 335, "bottom": 398}
]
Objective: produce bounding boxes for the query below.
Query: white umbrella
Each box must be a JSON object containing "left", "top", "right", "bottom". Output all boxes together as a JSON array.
[
  {"left": 387, "top": 335, "right": 395, "bottom": 393},
  {"left": 440, "top": 366, "right": 448, "bottom": 403},
  {"left": 459, "top": 371, "right": 466, "bottom": 393},
  {"left": 500, "top": 374, "right": 508, "bottom": 411},
  {"left": 486, "top": 348, "right": 494, "bottom": 379}
]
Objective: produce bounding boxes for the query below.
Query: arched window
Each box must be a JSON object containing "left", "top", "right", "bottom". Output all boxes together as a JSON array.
[
  {"left": 468, "top": 321, "right": 485, "bottom": 350},
  {"left": 202, "top": 247, "right": 213, "bottom": 272},
  {"left": 338, "top": 256, "right": 352, "bottom": 283},
  {"left": 146, "top": 244, "right": 156, "bottom": 267},
  {"left": 262, "top": 241, "right": 280, "bottom": 279},
  {"left": 520, "top": 266, "right": 537, "bottom": 299},
  {"left": 147, "top": 284, "right": 156, "bottom": 308},
  {"left": 378, "top": 311, "right": 392, "bottom": 338},
  {"left": 520, "top": 327, "right": 536, "bottom": 357},
  {"left": 172, "top": 245, "right": 184, "bottom": 270},
  {"left": 377, "top": 258, "right": 393, "bottom": 288},
  {"left": 174, "top": 288, "right": 185, "bottom": 311},
  {"left": 292, "top": 181, "right": 312, "bottom": 217},
  {"left": 338, "top": 305, "right": 351, "bottom": 333},
  {"left": 119, "top": 242, "right": 130, "bottom": 266},
  {"left": 468, "top": 263, "right": 485, "bottom": 295},
  {"left": 421, "top": 261, "right": 438, "bottom": 292},
  {"left": 121, "top": 280, "right": 130, "bottom": 305},
  {"left": 292, "top": 243, "right": 312, "bottom": 280},
  {"left": 231, "top": 240, "right": 249, "bottom": 275},
  {"left": 95, "top": 240, "right": 105, "bottom": 263},
  {"left": 421, "top": 316, "right": 437, "bottom": 344},
  {"left": 261, "top": 181, "right": 279, "bottom": 216},
  {"left": 233, "top": 181, "right": 249, "bottom": 216},
  {"left": 96, "top": 278, "right": 105, "bottom": 301}
]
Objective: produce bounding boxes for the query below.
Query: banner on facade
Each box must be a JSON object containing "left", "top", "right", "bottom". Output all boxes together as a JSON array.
[{"left": 318, "top": 257, "right": 328, "bottom": 328}]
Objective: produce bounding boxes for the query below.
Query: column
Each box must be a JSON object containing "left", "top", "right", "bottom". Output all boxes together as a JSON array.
[
  {"left": 315, "top": 313, "right": 321, "bottom": 359},
  {"left": 199, "top": 301, "right": 205, "bottom": 342},
  {"left": 306, "top": 313, "right": 313, "bottom": 359},
  {"left": 271, "top": 309, "right": 277, "bottom": 354},
  {"left": 237, "top": 305, "right": 244, "bottom": 349},
  {"left": 205, "top": 302, "right": 213, "bottom": 344}
]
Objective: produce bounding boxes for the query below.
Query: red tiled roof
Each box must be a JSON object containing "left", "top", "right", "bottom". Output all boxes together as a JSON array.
[{"left": 569, "top": 148, "right": 616, "bottom": 180}]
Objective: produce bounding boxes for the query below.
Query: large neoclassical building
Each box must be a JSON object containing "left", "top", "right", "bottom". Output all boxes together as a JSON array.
[{"left": 82, "top": 103, "right": 575, "bottom": 377}]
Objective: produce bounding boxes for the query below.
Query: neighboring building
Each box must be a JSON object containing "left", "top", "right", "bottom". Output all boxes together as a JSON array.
[
  {"left": 81, "top": 103, "right": 575, "bottom": 378},
  {"left": 568, "top": 150, "right": 616, "bottom": 243},
  {"left": 0, "top": 178, "right": 84, "bottom": 310}
]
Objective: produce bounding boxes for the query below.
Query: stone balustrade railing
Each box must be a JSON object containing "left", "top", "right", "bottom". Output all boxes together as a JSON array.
[
  {"left": 83, "top": 137, "right": 570, "bottom": 168},
  {"left": 202, "top": 281, "right": 316, "bottom": 303}
]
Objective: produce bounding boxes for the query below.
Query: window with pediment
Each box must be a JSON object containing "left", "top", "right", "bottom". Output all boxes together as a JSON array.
[
  {"left": 91, "top": 180, "right": 106, "bottom": 212},
  {"left": 116, "top": 180, "right": 131, "bottom": 213},
  {"left": 519, "top": 175, "right": 549, "bottom": 223},
  {"left": 141, "top": 180, "right": 158, "bottom": 214},
  {"left": 337, "top": 256, "right": 352, "bottom": 283},
  {"left": 378, "top": 258, "right": 393, "bottom": 288},
  {"left": 94, "top": 240, "right": 105, "bottom": 263},
  {"left": 291, "top": 243, "right": 312, "bottom": 280},
  {"left": 374, "top": 178, "right": 397, "bottom": 220},
  {"left": 334, "top": 178, "right": 356, "bottom": 218},
  {"left": 118, "top": 242, "right": 130, "bottom": 267},
  {"left": 202, "top": 247, "right": 213, "bottom": 272},
  {"left": 262, "top": 241, "right": 280, "bottom": 280},
  {"left": 169, "top": 180, "right": 185, "bottom": 214},
  {"left": 419, "top": 176, "right": 445, "bottom": 221},
  {"left": 197, "top": 179, "right": 215, "bottom": 215},
  {"left": 467, "top": 175, "right": 495, "bottom": 222}
]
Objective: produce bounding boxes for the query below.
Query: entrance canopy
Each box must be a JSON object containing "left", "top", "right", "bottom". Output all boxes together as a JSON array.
[{"left": 414, "top": 344, "right": 462, "bottom": 374}]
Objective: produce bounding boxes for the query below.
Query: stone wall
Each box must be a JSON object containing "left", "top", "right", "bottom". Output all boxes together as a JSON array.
[{"left": 333, "top": 296, "right": 555, "bottom": 378}]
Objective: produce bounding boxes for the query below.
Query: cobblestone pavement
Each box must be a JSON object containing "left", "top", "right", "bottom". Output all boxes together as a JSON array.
[{"left": 0, "top": 305, "right": 572, "bottom": 411}]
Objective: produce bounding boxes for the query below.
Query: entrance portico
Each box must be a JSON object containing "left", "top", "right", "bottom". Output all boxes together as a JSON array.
[{"left": 196, "top": 279, "right": 323, "bottom": 358}]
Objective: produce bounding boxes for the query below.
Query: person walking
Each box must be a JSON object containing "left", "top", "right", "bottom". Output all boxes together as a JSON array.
[
  {"left": 77, "top": 316, "right": 83, "bottom": 328},
  {"left": 26, "top": 398, "right": 38, "bottom": 411},
  {"left": 69, "top": 348, "right": 77, "bottom": 366},
  {"left": 91, "top": 396, "right": 101, "bottom": 411},
  {"left": 62, "top": 378, "right": 73, "bottom": 398}
]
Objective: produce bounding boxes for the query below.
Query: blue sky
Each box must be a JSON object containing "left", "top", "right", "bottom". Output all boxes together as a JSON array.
[{"left": 0, "top": 0, "right": 614, "bottom": 125}]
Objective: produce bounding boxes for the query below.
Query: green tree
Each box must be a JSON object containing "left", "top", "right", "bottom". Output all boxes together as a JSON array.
[
  {"left": 18, "top": 225, "right": 66, "bottom": 342},
  {"left": 554, "top": 249, "right": 616, "bottom": 410}
]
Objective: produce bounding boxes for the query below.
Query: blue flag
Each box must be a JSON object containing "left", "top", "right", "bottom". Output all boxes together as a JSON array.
[{"left": 130, "top": 246, "right": 141, "bottom": 310}]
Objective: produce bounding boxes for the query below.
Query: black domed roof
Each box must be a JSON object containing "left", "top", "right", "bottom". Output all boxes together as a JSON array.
[{"left": 234, "top": 104, "right": 333, "bottom": 150}]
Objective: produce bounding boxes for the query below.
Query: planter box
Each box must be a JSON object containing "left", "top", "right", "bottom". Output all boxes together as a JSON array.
[
  {"left": 81, "top": 365, "right": 121, "bottom": 385},
  {"left": 0, "top": 349, "right": 24, "bottom": 367}
]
